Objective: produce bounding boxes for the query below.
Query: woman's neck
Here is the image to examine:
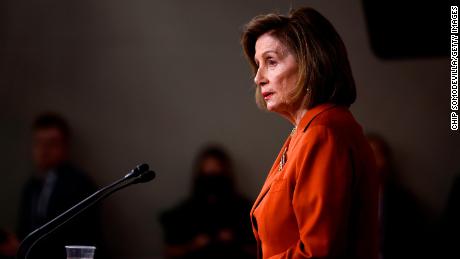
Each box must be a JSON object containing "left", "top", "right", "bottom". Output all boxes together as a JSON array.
[
  {"left": 280, "top": 107, "right": 308, "bottom": 126},
  {"left": 293, "top": 108, "right": 308, "bottom": 126},
  {"left": 284, "top": 94, "right": 310, "bottom": 126}
]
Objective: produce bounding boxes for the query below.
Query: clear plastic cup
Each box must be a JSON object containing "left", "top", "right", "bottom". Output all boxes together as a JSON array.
[{"left": 65, "top": 245, "right": 96, "bottom": 259}]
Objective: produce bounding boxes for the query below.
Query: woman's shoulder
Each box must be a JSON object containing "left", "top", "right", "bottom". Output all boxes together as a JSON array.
[{"left": 306, "top": 105, "right": 361, "bottom": 135}]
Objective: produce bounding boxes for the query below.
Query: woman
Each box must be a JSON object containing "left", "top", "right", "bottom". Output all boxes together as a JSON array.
[{"left": 241, "top": 7, "right": 379, "bottom": 259}]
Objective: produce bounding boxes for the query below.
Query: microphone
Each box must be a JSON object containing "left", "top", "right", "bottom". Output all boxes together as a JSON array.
[{"left": 16, "top": 164, "right": 156, "bottom": 259}]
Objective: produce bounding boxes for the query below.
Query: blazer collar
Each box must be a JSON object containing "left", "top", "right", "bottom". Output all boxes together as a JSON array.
[{"left": 298, "top": 103, "right": 337, "bottom": 132}]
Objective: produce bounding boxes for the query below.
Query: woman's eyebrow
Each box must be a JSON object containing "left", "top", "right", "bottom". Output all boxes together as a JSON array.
[
  {"left": 261, "top": 50, "right": 278, "bottom": 57},
  {"left": 254, "top": 50, "right": 279, "bottom": 63}
]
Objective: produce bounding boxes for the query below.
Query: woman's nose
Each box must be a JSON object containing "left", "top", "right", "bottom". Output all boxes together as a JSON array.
[{"left": 254, "top": 68, "right": 268, "bottom": 86}]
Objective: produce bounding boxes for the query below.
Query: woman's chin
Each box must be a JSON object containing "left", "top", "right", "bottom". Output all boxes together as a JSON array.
[
  {"left": 265, "top": 100, "right": 281, "bottom": 112},
  {"left": 265, "top": 103, "right": 276, "bottom": 112},
  {"left": 266, "top": 103, "right": 280, "bottom": 113}
]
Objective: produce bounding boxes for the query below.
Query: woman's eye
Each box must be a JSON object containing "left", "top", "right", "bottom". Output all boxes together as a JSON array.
[{"left": 267, "top": 59, "right": 277, "bottom": 66}]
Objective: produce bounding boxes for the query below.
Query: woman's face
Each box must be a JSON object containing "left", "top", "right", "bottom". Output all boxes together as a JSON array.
[{"left": 254, "top": 33, "right": 299, "bottom": 113}]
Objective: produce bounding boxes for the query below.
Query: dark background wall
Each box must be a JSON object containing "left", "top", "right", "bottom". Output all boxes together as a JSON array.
[{"left": 0, "top": 0, "right": 457, "bottom": 258}]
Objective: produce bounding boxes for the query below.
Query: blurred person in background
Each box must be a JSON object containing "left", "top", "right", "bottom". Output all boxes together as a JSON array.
[
  {"left": 367, "top": 133, "right": 427, "bottom": 259},
  {"left": 17, "top": 113, "right": 103, "bottom": 259},
  {"left": 160, "top": 145, "right": 256, "bottom": 259},
  {"left": 241, "top": 7, "right": 379, "bottom": 259}
]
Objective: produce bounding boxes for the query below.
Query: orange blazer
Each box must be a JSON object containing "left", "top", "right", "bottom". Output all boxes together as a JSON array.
[{"left": 251, "top": 103, "right": 379, "bottom": 259}]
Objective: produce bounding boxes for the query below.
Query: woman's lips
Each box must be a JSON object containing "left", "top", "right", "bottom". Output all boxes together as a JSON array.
[{"left": 262, "top": 92, "right": 274, "bottom": 100}]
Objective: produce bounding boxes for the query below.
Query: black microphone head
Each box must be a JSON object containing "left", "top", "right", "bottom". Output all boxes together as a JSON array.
[
  {"left": 136, "top": 164, "right": 149, "bottom": 173},
  {"left": 124, "top": 163, "right": 150, "bottom": 179},
  {"left": 133, "top": 170, "right": 156, "bottom": 184}
]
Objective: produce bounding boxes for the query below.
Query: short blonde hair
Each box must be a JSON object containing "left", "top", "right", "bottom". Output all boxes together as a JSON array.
[{"left": 241, "top": 7, "right": 357, "bottom": 109}]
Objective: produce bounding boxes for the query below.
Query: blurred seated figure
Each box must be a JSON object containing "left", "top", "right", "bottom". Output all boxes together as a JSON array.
[
  {"left": 0, "top": 229, "right": 18, "bottom": 259},
  {"left": 367, "top": 133, "right": 427, "bottom": 259},
  {"left": 160, "top": 145, "right": 256, "bottom": 259},
  {"left": 17, "top": 113, "right": 102, "bottom": 259}
]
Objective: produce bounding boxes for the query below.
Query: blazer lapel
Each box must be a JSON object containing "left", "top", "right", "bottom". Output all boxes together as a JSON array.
[{"left": 251, "top": 136, "right": 291, "bottom": 214}]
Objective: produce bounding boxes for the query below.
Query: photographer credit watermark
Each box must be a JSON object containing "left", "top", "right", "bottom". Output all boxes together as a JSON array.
[{"left": 451, "top": 5, "right": 459, "bottom": 130}]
